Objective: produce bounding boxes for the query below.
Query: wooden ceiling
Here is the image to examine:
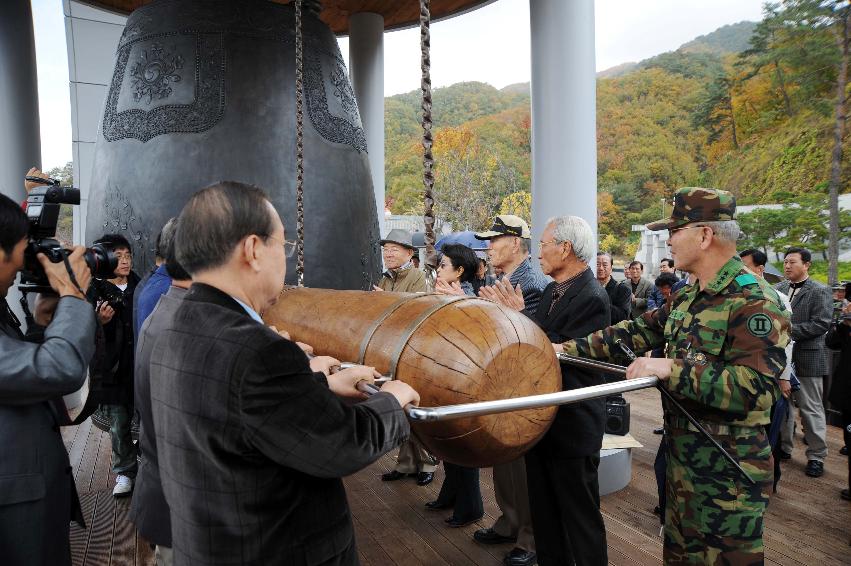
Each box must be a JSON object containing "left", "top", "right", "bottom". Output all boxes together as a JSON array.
[{"left": 76, "top": 0, "right": 496, "bottom": 35}]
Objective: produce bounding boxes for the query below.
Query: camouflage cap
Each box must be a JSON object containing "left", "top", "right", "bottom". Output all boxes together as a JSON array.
[{"left": 647, "top": 187, "right": 736, "bottom": 231}]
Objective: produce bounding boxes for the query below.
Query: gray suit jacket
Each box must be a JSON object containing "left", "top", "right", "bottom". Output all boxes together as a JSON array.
[
  {"left": 775, "top": 278, "right": 833, "bottom": 376},
  {"left": 0, "top": 296, "right": 95, "bottom": 566},
  {"left": 129, "top": 285, "right": 187, "bottom": 547},
  {"left": 151, "top": 283, "right": 410, "bottom": 565},
  {"left": 629, "top": 277, "right": 654, "bottom": 318}
]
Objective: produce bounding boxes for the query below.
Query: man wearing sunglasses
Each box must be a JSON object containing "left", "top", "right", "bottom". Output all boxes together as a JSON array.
[{"left": 557, "top": 187, "right": 791, "bottom": 565}]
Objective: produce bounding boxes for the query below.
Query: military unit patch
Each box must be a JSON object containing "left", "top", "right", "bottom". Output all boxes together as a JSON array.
[{"left": 746, "top": 313, "right": 773, "bottom": 337}]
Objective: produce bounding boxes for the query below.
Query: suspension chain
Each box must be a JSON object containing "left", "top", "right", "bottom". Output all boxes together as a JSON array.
[
  {"left": 295, "top": 0, "right": 306, "bottom": 287},
  {"left": 420, "top": 0, "right": 437, "bottom": 276}
]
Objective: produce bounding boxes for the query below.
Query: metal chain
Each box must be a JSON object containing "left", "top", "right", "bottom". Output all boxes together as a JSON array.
[
  {"left": 295, "top": 0, "right": 306, "bottom": 287},
  {"left": 420, "top": 0, "right": 437, "bottom": 277}
]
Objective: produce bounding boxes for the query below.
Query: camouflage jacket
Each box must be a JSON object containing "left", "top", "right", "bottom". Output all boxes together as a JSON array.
[{"left": 563, "top": 255, "right": 791, "bottom": 428}]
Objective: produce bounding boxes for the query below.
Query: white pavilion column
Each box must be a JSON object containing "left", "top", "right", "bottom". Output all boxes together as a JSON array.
[
  {"left": 0, "top": 0, "right": 41, "bottom": 205},
  {"left": 348, "top": 12, "right": 386, "bottom": 237},
  {"left": 529, "top": 0, "right": 597, "bottom": 245}
]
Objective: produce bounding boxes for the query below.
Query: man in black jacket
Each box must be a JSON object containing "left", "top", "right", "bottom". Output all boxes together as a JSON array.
[
  {"left": 129, "top": 224, "right": 192, "bottom": 565},
  {"left": 486, "top": 215, "right": 610, "bottom": 566},
  {"left": 595, "top": 252, "right": 631, "bottom": 324},
  {"left": 826, "top": 285, "right": 851, "bottom": 500},
  {"left": 90, "top": 234, "right": 141, "bottom": 497},
  {"left": 151, "top": 181, "right": 419, "bottom": 565}
]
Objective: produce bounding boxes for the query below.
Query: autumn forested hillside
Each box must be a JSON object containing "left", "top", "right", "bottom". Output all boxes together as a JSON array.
[{"left": 384, "top": 10, "right": 851, "bottom": 258}]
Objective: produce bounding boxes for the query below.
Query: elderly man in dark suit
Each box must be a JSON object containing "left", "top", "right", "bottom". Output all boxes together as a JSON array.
[
  {"left": 0, "top": 193, "right": 95, "bottom": 566},
  {"left": 150, "top": 181, "right": 419, "bottom": 565},
  {"left": 129, "top": 221, "right": 192, "bottom": 566},
  {"left": 486, "top": 215, "right": 610, "bottom": 566},
  {"left": 775, "top": 246, "right": 834, "bottom": 478}
]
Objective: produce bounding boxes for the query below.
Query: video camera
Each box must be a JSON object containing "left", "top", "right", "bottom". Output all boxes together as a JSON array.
[{"left": 19, "top": 176, "right": 118, "bottom": 293}]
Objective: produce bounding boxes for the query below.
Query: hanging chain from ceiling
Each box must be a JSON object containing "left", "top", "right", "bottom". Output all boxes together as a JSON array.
[
  {"left": 295, "top": 0, "right": 306, "bottom": 287},
  {"left": 420, "top": 0, "right": 437, "bottom": 277}
]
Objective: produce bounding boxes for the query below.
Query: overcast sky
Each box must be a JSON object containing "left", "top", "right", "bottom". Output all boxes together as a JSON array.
[{"left": 32, "top": 0, "right": 765, "bottom": 171}]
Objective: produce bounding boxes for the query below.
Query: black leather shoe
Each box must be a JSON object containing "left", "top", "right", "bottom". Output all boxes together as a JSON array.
[
  {"left": 425, "top": 500, "right": 452, "bottom": 510},
  {"left": 473, "top": 528, "right": 517, "bottom": 545},
  {"left": 503, "top": 547, "right": 537, "bottom": 566},
  {"left": 381, "top": 470, "right": 414, "bottom": 481},
  {"left": 445, "top": 514, "right": 484, "bottom": 528},
  {"left": 805, "top": 460, "right": 824, "bottom": 477},
  {"left": 416, "top": 471, "right": 435, "bottom": 486},
  {"left": 840, "top": 445, "right": 848, "bottom": 456},
  {"left": 841, "top": 488, "right": 851, "bottom": 501},
  {"left": 779, "top": 450, "right": 792, "bottom": 460},
  {"left": 653, "top": 426, "right": 664, "bottom": 435}
]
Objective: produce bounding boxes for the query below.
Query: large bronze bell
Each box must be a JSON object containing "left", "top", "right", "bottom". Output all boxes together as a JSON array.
[{"left": 86, "top": 0, "right": 381, "bottom": 289}]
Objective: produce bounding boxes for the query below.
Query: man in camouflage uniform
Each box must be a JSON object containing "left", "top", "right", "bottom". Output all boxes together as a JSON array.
[{"left": 556, "top": 188, "right": 790, "bottom": 565}]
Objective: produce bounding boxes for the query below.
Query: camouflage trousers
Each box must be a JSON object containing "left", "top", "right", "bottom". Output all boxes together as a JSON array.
[{"left": 664, "top": 424, "right": 772, "bottom": 565}]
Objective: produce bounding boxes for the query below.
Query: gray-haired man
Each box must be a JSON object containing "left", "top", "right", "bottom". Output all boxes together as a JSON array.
[{"left": 474, "top": 214, "right": 550, "bottom": 566}]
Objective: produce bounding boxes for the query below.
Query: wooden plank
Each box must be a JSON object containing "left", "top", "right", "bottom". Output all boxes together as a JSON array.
[
  {"left": 352, "top": 514, "right": 392, "bottom": 566},
  {"left": 605, "top": 530, "right": 662, "bottom": 566},
  {"left": 74, "top": 420, "right": 102, "bottom": 494},
  {"left": 67, "top": 417, "right": 93, "bottom": 477},
  {"left": 109, "top": 496, "right": 136, "bottom": 565},
  {"left": 71, "top": 491, "right": 98, "bottom": 566},
  {"left": 350, "top": 458, "right": 509, "bottom": 565},
  {"left": 345, "top": 487, "right": 427, "bottom": 565},
  {"left": 365, "top": 464, "right": 503, "bottom": 565},
  {"left": 91, "top": 429, "right": 115, "bottom": 493},
  {"left": 82, "top": 492, "right": 117, "bottom": 566}
]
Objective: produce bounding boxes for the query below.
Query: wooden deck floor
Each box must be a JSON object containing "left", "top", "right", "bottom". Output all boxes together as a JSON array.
[{"left": 63, "top": 389, "right": 851, "bottom": 565}]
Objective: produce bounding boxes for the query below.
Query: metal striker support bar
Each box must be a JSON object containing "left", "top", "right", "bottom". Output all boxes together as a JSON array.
[
  {"left": 351, "top": 351, "right": 755, "bottom": 485},
  {"left": 348, "top": 364, "right": 658, "bottom": 421}
]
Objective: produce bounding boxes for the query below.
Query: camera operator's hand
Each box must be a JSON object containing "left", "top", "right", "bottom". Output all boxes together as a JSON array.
[
  {"left": 96, "top": 301, "right": 115, "bottom": 325},
  {"left": 36, "top": 246, "right": 91, "bottom": 300},
  {"left": 34, "top": 293, "right": 60, "bottom": 326},
  {"left": 24, "top": 167, "right": 49, "bottom": 194}
]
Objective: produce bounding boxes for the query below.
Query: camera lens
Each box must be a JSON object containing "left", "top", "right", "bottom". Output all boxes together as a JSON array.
[{"left": 85, "top": 243, "right": 119, "bottom": 279}]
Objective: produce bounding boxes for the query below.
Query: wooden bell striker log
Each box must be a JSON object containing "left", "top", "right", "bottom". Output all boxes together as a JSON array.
[{"left": 263, "top": 287, "right": 561, "bottom": 467}]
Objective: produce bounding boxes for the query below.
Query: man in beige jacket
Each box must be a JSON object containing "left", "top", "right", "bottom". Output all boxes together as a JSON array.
[{"left": 374, "top": 229, "right": 436, "bottom": 484}]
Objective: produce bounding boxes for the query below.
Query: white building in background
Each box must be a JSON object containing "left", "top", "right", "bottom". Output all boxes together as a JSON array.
[{"left": 634, "top": 193, "right": 851, "bottom": 277}]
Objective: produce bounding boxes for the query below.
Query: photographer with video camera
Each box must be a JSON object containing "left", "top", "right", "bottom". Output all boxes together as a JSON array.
[
  {"left": 88, "top": 234, "right": 141, "bottom": 498},
  {"left": 0, "top": 187, "right": 95, "bottom": 565}
]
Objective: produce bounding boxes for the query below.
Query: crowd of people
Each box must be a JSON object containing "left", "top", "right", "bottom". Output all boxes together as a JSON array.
[{"left": 0, "top": 175, "right": 849, "bottom": 566}]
